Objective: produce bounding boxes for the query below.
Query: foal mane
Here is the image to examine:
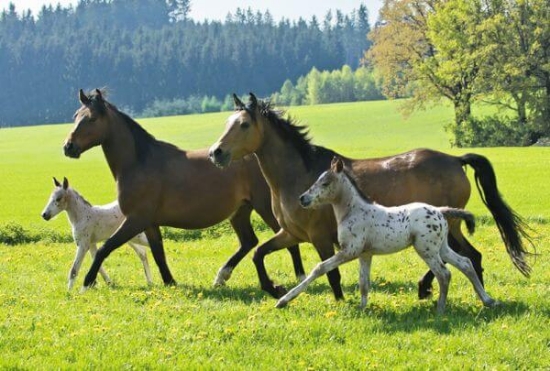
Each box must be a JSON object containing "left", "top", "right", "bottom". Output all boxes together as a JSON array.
[
  {"left": 68, "top": 187, "right": 92, "bottom": 207},
  {"left": 246, "top": 99, "right": 335, "bottom": 171},
  {"left": 342, "top": 168, "right": 373, "bottom": 204}
]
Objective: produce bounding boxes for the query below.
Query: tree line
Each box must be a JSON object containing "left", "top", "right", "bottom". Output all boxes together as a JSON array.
[{"left": 0, "top": 0, "right": 371, "bottom": 126}]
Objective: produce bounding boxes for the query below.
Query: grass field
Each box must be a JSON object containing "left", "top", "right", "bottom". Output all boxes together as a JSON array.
[{"left": 0, "top": 100, "right": 549, "bottom": 369}]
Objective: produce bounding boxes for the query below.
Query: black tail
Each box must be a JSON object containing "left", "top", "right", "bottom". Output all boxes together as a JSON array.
[{"left": 460, "top": 153, "right": 534, "bottom": 277}]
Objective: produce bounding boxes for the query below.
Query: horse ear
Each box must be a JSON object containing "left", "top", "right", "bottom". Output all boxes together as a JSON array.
[
  {"left": 62, "top": 177, "right": 69, "bottom": 190},
  {"left": 79, "top": 89, "right": 90, "bottom": 106},
  {"left": 233, "top": 93, "right": 245, "bottom": 110},
  {"left": 95, "top": 89, "right": 103, "bottom": 101},
  {"left": 53, "top": 177, "right": 61, "bottom": 187},
  {"left": 248, "top": 93, "right": 258, "bottom": 111}
]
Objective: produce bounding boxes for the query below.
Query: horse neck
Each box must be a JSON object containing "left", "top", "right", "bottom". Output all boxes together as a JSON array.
[
  {"left": 64, "top": 189, "right": 92, "bottom": 225},
  {"left": 331, "top": 176, "right": 370, "bottom": 223},
  {"left": 101, "top": 111, "right": 139, "bottom": 178},
  {"left": 255, "top": 121, "right": 311, "bottom": 193}
]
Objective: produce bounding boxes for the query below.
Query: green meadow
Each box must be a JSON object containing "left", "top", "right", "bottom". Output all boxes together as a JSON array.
[{"left": 0, "top": 100, "right": 549, "bottom": 369}]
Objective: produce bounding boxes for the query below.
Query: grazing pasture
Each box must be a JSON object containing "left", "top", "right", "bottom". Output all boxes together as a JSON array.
[{"left": 0, "top": 100, "right": 548, "bottom": 369}]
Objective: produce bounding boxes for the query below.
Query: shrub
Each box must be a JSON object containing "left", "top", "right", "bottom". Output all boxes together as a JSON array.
[{"left": 448, "top": 115, "right": 533, "bottom": 147}]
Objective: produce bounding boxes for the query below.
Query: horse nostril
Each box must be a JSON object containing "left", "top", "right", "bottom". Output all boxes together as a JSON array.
[
  {"left": 42, "top": 212, "right": 50, "bottom": 220},
  {"left": 213, "top": 148, "right": 222, "bottom": 157}
]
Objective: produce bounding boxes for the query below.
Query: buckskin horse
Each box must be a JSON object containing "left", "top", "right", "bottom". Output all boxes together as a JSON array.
[
  {"left": 209, "top": 93, "right": 532, "bottom": 300},
  {"left": 63, "top": 89, "right": 305, "bottom": 290}
]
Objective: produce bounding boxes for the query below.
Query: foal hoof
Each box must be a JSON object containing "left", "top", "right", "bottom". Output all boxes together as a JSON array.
[
  {"left": 275, "top": 299, "right": 288, "bottom": 309},
  {"left": 164, "top": 279, "right": 178, "bottom": 287},
  {"left": 484, "top": 298, "right": 500, "bottom": 308}
]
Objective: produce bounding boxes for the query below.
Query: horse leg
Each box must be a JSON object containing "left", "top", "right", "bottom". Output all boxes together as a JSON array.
[
  {"left": 89, "top": 244, "right": 112, "bottom": 285},
  {"left": 439, "top": 243, "right": 496, "bottom": 308},
  {"left": 276, "top": 249, "right": 357, "bottom": 308},
  {"left": 449, "top": 224, "right": 484, "bottom": 286},
  {"left": 82, "top": 217, "right": 147, "bottom": 289},
  {"left": 128, "top": 242, "right": 153, "bottom": 285},
  {"left": 144, "top": 225, "right": 176, "bottom": 286},
  {"left": 252, "top": 199, "right": 305, "bottom": 281},
  {"left": 252, "top": 229, "right": 301, "bottom": 298},
  {"left": 359, "top": 253, "right": 373, "bottom": 308},
  {"left": 68, "top": 242, "right": 90, "bottom": 291},
  {"left": 311, "top": 237, "right": 343, "bottom": 300},
  {"left": 214, "top": 204, "right": 258, "bottom": 286}
]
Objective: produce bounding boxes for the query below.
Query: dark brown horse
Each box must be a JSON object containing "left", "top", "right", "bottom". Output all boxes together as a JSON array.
[
  {"left": 209, "top": 93, "right": 533, "bottom": 300},
  {"left": 63, "top": 89, "right": 305, "bottom": 289}
]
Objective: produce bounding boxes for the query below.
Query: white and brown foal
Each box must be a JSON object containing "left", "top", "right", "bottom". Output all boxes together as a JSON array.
[{"left": 276, "top": 158, "right": 497, "bottom": 314}]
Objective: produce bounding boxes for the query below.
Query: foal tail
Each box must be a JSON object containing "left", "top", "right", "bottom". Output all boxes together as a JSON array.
[
  {"left": 440, "top": 207, "right": 476, "bottom": 235},
  {"left": 459, "top": 153, "right": 534, "bottom": 277}
]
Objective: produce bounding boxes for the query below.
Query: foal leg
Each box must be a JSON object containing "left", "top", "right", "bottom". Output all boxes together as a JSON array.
[
  {"left": 311, "top": 237, "right": 344, "bottom": 301},
  {"left": 82, "top": 217, "right": 148, "bottom": 290},
  {"left": 449, "top": 223, "right": 484, "bottom": 286},
  {"left": 358, "top": 254, "right": 373, "bottom": 308},
  {"left": 128, "top": 242, "right": 153, "bottom": 285},
  {"left": 68, "top": 243, "right": 90, "bottom": 291},
  {"left": 214, "top": 204, "right": 258, "bottom": 286},
  {"left": 415, "top": 241, "right": 451, "bottom": 314},
  {"left": 276, "top": 250, "right": 357, "bottom": 308},
  {"left": 439, "top": 243, "right": 496, "bottom": 307},
  {"left": 144, "top": 225, "right": 176, "bottom": 286},
  {"left": 252, "top": 229, "right": 301, "bottom": 298}
]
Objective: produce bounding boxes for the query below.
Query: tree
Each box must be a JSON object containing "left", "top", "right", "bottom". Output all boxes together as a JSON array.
[{"left": 367, "top": 0, "right": 488, "bottom": 145}]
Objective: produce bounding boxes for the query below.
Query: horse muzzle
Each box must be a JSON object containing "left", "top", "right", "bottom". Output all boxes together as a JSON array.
[
  {"left": 208, "top": 145, "right": 231, "bottom": 168},
  {"left": 41, "top": 212, "right": 51, "bottom": 221},
  {"left": 63, "top": 141, "right": 81, "bottom": 159}
]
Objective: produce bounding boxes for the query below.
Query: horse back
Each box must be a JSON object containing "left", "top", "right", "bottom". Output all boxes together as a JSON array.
[{"left": 349, "top": 148, "right": 470, "bottom": 208}]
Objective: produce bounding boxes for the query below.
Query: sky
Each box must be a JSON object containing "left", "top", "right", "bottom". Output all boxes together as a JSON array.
[{"left": 7, "top": 0, "right": 383, "bottom": 24}]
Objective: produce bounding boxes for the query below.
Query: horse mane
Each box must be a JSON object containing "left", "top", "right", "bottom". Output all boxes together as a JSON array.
[
  {"left": 250, "top": 99, "right": 334, "bottom": 171},
  {"left": 342, "top": 168, "right": 373, "bottom": 204},
  {"left": 87, "top": 90, "right": 158, "bottom": 163}
]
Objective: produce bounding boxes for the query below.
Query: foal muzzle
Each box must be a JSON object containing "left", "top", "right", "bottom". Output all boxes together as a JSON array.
[{"left": 299, "top": 194, "right": 312, "bottom": 208}]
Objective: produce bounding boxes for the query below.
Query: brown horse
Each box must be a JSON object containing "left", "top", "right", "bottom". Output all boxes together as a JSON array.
[
  {"left": 63, "top": 89, "right": 305, "bottom": 289},
  {"left": 209, "top": 93, "right": 533, "bottom": 300}
]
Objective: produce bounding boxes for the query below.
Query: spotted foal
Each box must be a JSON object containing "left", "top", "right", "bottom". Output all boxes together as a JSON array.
[
  {"left": 276, "top": 157, "right": 497, "bottom": 314},
  {"left": 41, "top": 177, "right": 153, "bottom": 290}
]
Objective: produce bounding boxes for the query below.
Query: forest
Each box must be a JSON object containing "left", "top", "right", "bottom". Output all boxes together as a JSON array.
[{"left": 0, "top": 0, "right": 371, "bottom": 126}]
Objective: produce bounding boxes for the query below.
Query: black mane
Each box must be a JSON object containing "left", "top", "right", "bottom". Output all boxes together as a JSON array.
[
  {"left": 87, "top": 90, "right": 158, "bottom": 163},
  {"left": 248, "top": 99, "right": 336, "bottom": 171}
]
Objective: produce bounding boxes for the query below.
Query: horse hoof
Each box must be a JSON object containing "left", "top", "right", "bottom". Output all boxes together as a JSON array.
[
  {"left": 418, "top": 286, "right": 433, "bottom": 300},
  {"left": 274, "top": 285, "right": 288, "bottom": 298},
  {"left": 164, "top": 280, "right": 178, "bottom": 287},
  {"left": 485, "top": 298, "right": 500, "bottom": 308}
]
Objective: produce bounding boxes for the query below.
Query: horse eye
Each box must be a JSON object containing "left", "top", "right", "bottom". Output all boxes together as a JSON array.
[
  {"left": 56, "top": 197, "right": 62, "bottom": 202},
  {"left": 240, "top": 122, "right": 250, "bottom": 130},
  {"left": 322, "top": 182, "right": 330, "bottom": 187}
]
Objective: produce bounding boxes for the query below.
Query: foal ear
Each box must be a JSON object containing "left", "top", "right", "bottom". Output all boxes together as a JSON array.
[
  {"left": 331, "top": 156, "right": 344, "bottom": 173},
  {"left": 233, "top": 93, "right": 245, "bottom": 110},
  {"left": 62, "top": 177, "right": 69, "bottom": 190},
  {"left": 53, "top": 177, "right": 61, "bottom": 187},
  {"left": 79, "top": 89, "right": 91, "bottom": 106},
  {"left": 248, "top": 93, "right": 258, "bottom": 111}
]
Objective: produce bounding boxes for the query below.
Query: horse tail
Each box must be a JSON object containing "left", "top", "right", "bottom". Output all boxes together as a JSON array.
[
  {"left": 459, "top": 153, "right": 534, "bottom": 277},
  {"left": 440, "top": 207, "right": 476, "bottom": 235}
]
